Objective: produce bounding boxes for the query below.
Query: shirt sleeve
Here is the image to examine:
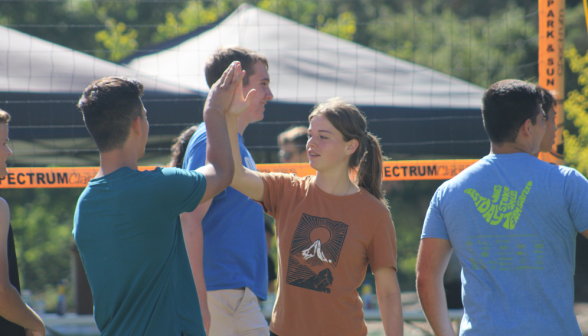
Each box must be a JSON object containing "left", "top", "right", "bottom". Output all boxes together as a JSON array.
[
  {"left": 183, "top": 128, "right": 206, "bottom": 170},
  {"left": 258, "top": 173, "right": 297, "bottom": 219},
  {"left": 161, "top": 168, "right": 207, "bottom": 215},
  {"left": 564, "top": 168, "right": 588, "bottom": 233},
  {"left": 367, "top": 213, "right": 398, "bottom": 272},
  {"left": 421, "top": 187, "right": 450, "bottom": 240}
]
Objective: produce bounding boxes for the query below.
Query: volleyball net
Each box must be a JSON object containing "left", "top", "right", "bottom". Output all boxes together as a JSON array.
[{"left": 0, "top": 0, "right": 563, "bottom": 187}]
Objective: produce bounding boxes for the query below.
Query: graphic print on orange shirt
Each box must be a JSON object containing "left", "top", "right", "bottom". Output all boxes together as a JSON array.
[{"left": 286, "top": 213, "right": 348, "bottom": 293}]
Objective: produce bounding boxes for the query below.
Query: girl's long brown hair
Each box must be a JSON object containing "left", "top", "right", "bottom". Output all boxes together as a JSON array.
[
  {"left": 169, "top": 125, "right": 199, "bottom": 168},
  {"left": 309, "top": 98, "right": 386, "bottom": 205}
]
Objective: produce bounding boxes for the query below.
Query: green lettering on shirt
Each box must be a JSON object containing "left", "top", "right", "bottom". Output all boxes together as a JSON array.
[{"left": 464, "top": 181, "right": 533, "bottom": 230}]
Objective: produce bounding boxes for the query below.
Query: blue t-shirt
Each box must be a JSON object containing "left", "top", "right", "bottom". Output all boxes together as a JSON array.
[
  {"left": 422, "top": 153, "right": 588, "bottom": 336},
  {"left": 183, "top": 123, "right": 267, "bottom": 300},
  {"left": 73, "top": 167, "right": 207, "bottom": 336}
]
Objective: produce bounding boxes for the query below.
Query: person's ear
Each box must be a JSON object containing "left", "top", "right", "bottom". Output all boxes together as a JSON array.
[
  {"left": 131, "top": 116, "right": 142, "bottom": 136},
  {"left": 519, "top": 119, "right": 533, "bottom": 138},
  {"left": 346, "top": 139, "right": 359, "bottom": 155}
]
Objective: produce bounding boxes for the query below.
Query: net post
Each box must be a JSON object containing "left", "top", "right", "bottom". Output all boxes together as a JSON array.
[{"left": 538, "top": 0, "right": 565, "bottom": 164}]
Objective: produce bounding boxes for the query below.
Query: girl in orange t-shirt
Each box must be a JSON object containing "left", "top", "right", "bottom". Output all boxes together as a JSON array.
[{"left": 227, "top": 98, "right": 403, "bottom": 336}]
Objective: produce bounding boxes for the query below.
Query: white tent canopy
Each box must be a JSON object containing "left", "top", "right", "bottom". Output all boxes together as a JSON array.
[
  {"left": 125, "top": 4, "right": 484, "bottom": 109},
  {"left": 0, "top": 26, "right": 192, "bottom": 95},
  {"left": 0, "top": 26, "right": 200, "bottom": 166}
]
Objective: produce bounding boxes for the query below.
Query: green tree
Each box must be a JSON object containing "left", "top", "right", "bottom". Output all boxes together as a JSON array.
[
  {"left": 367, "top": 2, "right": 538, "bottom": 89},
  {"left": 6, "top": 188, "right": 83, "bottom": 293},
  {"left": 320, "top": 11, "right": 357, "bottom": 41},
  {"left": 385, "top": 180, "right": 444, "bottom": 289},
  {"left": 564, "top": 44, "right": 588, "bottom": 175},
  {"left": 151, "top": 1, "right": 228, "bottom": 44},
  {"left": 95, "top": 18, "right": 138, "bottom": 61}
]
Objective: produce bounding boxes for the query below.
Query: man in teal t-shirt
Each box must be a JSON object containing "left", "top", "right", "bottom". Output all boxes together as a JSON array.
[{"left": 73, "top": 62, "right": 255, "bottom": 335}]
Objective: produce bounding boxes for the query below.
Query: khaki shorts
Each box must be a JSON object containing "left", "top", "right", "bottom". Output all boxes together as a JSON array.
[{"left": 207, "top": 288, "right": 270, "bottom": 336}]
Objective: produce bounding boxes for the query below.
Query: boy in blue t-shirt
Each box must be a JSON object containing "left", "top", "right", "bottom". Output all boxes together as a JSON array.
[
  {"left": 73, "top": 62, "right": 255, "bottom": 336},
  {"left": 417, "top": 80, "right": 588, "bottom": 336}
]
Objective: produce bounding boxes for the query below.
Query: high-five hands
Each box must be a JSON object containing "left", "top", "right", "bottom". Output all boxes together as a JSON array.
[
  {"left": 204, "top": 61, "right": 242, "bottom": 115},
  {"left": 203, "top": 61, "right": 256, "bottom": 117},
  {"left": 227, "top": 63, "right": 256, "bottom": 117}
]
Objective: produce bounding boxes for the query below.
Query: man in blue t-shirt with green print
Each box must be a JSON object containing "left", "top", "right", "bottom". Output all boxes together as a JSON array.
[
  {"left": 417, "top": 79, "right": 588, "bottom": 336},
  {"left": 73, "top": 61, "right": 255, "bottom": 336}
]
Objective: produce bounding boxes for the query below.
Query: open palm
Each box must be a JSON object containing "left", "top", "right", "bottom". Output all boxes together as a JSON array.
[
  {"left": 227, "top": 70, "right": 257, "bottom": 117},
  {"left": 204, "top": 61, "right": 243, "bottom": 114}
]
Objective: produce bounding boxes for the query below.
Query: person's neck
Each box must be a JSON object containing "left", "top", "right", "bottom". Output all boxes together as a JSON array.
[
  {"left": 237, "top": 116, "right": 250, "bottom": 135},
  {"left": 490, "top": 141, "right": 533, "bottom": 155},
  {"left": 97, "top": 148, "right": 139, "bottom": 178},
  {"left": 314, "top": 165, "right": 358, "bottom": 196}
]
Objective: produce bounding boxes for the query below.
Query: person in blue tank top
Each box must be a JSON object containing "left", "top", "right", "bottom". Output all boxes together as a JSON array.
[
  {"left": 73, "top": 62, "right": 254, "bottom": 336},
  {"left": 181, "top": 47, "right": 273, "bottom": 336},
  {"left": 417, "top": 79, "right": 588, "bottom": 336}
]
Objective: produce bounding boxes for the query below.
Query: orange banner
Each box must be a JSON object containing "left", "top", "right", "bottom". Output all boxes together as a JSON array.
[
  {"left": 0, "top": 167, "right": 155, "bottom": 189},
  {"left": 0, "top": 160, "right": 479, "bottom": 189},
  {"left": 538, "top": 0, "right": 565, "bottom": 165},
  {"left": 258, "top": 160, "right": 478, "bottom": 181}
]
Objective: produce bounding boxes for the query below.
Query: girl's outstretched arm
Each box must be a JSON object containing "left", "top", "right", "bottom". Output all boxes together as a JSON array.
[
  {"left": 374, "top": 266, "right": 403, "bottom": 336},
  {"left": 226, "top": 115, "right": 264, "bottom": 201},
  {"left": 225, "top": 72, "right": 265, "bottom": 202}
]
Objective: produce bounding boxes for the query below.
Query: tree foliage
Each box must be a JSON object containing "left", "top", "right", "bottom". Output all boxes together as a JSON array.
[
  {"left": 564, "top": 44, "right": 588, "bottom": 175},
  {"left": 3, "top": 188, "right": 83, "bottom": 292},
  {"left": 95, "top": 19, "right": 139, "bottom": 61}
]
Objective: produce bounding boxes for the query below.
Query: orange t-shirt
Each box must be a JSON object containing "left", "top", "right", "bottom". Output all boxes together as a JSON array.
[{"left": 259, "top": 173, "right": 397, "bottom": 336}]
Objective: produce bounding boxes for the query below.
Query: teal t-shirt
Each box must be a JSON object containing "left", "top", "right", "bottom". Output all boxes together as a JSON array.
[
  {"left": 422, "top": 154, "right": 588, "bottom": 336},
  {"left": 73, "top": 167, "right": 207, "bottom": 336}
]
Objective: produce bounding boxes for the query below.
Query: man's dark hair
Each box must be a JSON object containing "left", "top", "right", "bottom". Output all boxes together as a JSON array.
[
  {"left": 278, "top": 125, "right": 308, "bottom": 153},
  {"left": 482, "top": 79, "right": 544, "bottom": 144},
  {"left": 78, "top": 76, "right": 145, "bottom": 152},
  {"left": 205, "top": 47, "right": 269, "bottom": 88},
  {"left": 540, "top": 87, "right": 556, "bottom": 120}
]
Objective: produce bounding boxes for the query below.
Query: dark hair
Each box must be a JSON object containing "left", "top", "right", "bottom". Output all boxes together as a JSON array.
[
  {"left": 205, "top": 47, "right": 269, "bottom": 88},
  {"left": 278, "top": 125, "right": 308, "bottom": 153},
  {"left": 482, "top": 79, "right": 544, "bottom": 144},
  {"left": 78, "top": 76, "right": 145, "bottom": 152},
  {"left": 309, "top": 98, "right": 386, "bottom": 205},
  {"left": 0, "top": 109, "right": 11, "bottom": 124},
  {"left": 169, "top": 125, "right": 199, "bottom": 168},
  {"left": 539, "top": 87, "right": 556, "bottom": 120}
]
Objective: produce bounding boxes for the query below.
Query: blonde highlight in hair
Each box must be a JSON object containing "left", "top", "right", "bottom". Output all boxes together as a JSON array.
[
  {"left": 0, "top": 109, "right": 11, "bottom": 124},
  {"left": 309, "top": 98, "right": 387, "bottom": 205}
]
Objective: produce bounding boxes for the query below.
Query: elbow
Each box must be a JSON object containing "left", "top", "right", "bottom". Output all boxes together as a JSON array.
[
  {"left": 415, "top": 269, "right": 440, "bottom": 297},
  {"left": 221, "top": 164, "right": 235, "bottom": 189},
  {"left": 415, "top": 273, "right": 426, "bottom": 295},
  {"left": 0, "top": 281, "right": 14, "bottom": 304},
  {"left": 416, "top": 266, "right": 429, "bottom": 290},
  {"left": 226, "top": 162, "right": 235, "bottom": 184},
  {"left": 0, "top": 280, "right": 12, "bottom": 295}
]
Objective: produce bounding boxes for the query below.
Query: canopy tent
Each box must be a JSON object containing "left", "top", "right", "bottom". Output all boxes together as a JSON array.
[
  {"left": 123, "top": 4, "right": 489, "bottom": 159},
  {"left": 0, "top": 26, "right": 203, "bottom": 166}
]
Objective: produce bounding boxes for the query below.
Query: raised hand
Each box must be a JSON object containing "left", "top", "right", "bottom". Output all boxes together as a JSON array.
[
  {"left": 227, "top": 63, "right": 257, "bottom": 117},
  {"left": 203, "top": 61, "right": 243, "bottom": 115}
]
